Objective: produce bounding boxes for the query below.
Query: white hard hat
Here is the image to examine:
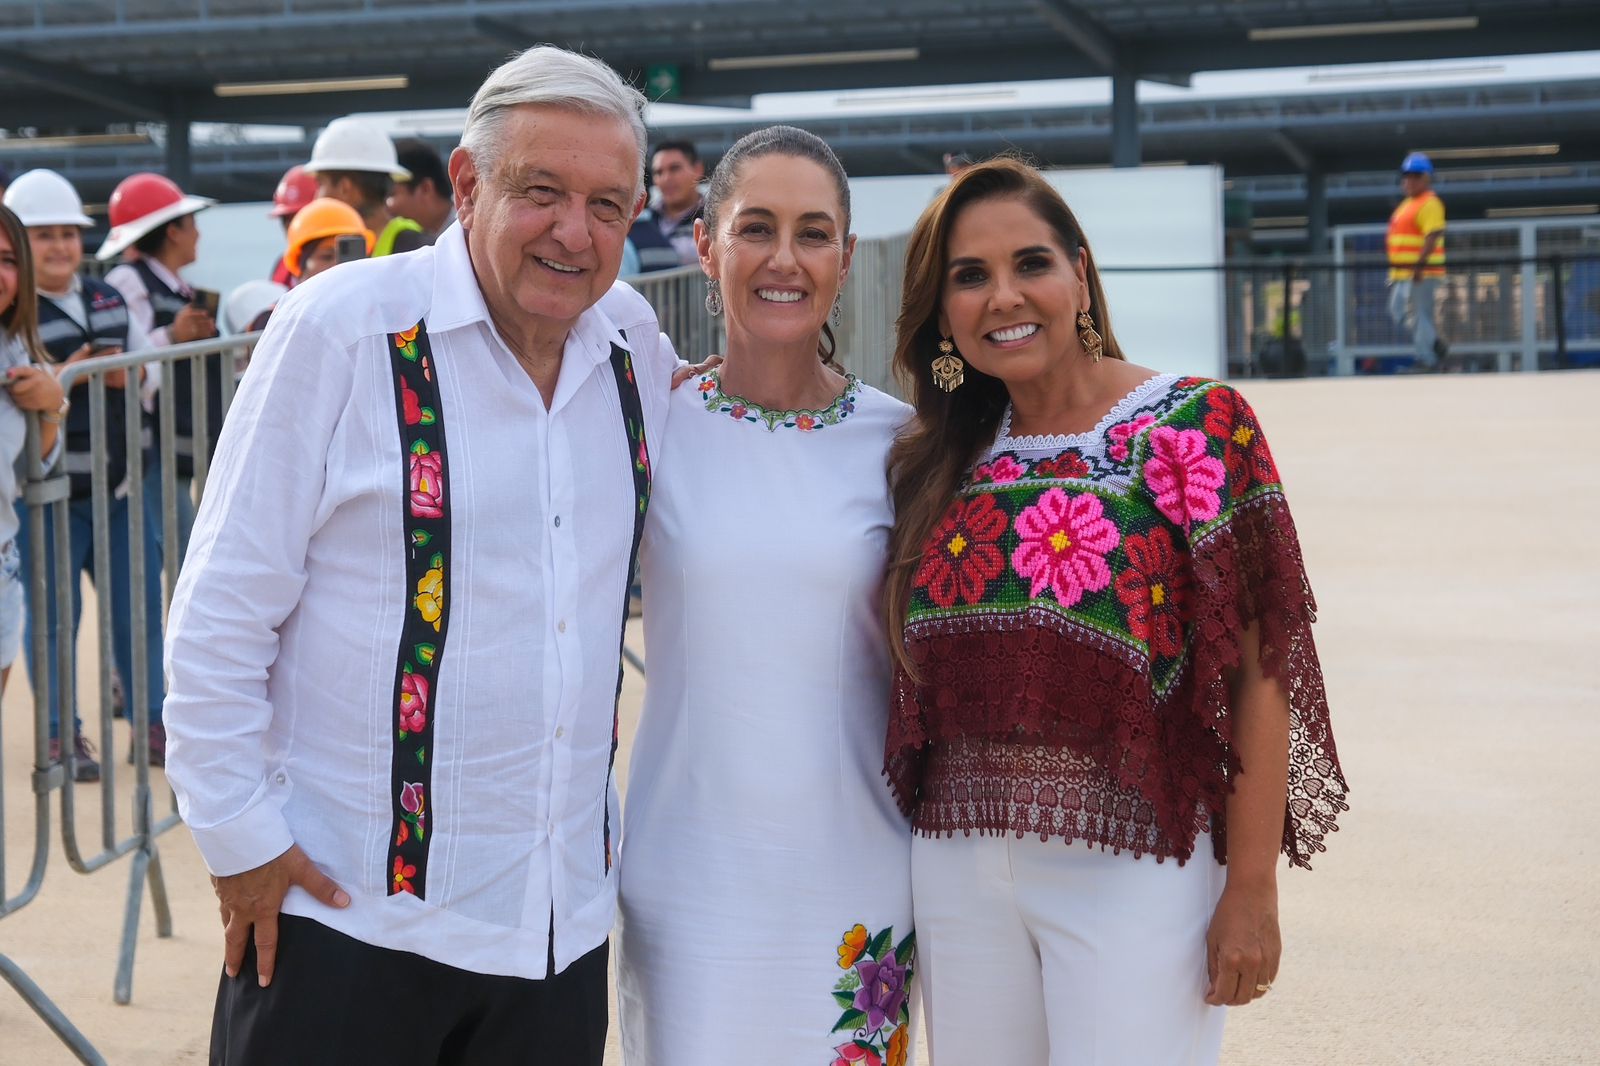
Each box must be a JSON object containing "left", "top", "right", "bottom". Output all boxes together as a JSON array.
[
  {"left": 221, "top": 280, "right": 287, "bottom": 334},
  {"left": 2, "top": 169, "right": 93, "bottom": 227},
  {"left": 304, "top": 117, "right": 411, "bottom": 180}
]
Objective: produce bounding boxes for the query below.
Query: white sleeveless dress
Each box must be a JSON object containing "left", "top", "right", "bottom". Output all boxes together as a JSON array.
[{"left": 618, "top": 371, "right": 917, "bottom": 1065}]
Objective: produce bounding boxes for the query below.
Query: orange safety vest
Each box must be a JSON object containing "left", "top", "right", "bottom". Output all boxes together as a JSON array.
[{"left": 1387, "top": 191, "right": 1446, "bottom": 280}]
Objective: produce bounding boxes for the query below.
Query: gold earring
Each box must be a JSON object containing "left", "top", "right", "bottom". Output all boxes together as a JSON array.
[
  {"left": 931, "top": 339, "right": 965, "bottom": 392},
  {"left": 1077, "top": 310, "right": 1103, "bottom": 362}
]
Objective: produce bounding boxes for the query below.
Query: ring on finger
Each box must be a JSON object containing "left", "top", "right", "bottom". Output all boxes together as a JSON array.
[{"left": 1254, "top": 983, "right": 1272, "bottom": 994}]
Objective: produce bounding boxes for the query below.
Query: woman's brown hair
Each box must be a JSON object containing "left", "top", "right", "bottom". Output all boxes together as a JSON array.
[
  {"left": 884, "top": 157, "right": 1126, "bottom": 677},
  {"left": 0, "top": 204, "right": 51, "bottom": 364}
]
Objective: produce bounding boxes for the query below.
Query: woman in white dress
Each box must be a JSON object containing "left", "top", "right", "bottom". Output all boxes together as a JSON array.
[{"left": 618, "top": 127, "right": 916, "bottom": 1066}]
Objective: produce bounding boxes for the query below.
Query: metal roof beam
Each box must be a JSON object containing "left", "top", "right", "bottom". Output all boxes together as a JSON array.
[
  {"left": 1030, "top": 0, "right": 1119, "bottom": 72},
  {"left": 472, "top": 17, "right": 540, "bottom": 49},
  {"left": 0, "top": 50, "right": 164, "bottom": 120},
  {"left": 1268, "top": 130, "right": 1314, "bottom": 172}
]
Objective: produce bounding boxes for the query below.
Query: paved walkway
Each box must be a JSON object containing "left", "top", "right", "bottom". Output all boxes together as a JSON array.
[{"left": 3, "top": 372, "right": 1597, "bottom": 1064}]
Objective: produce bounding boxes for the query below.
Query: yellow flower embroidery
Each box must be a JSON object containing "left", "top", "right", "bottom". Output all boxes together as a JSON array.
[
  {"left": 837, "top": 923, "right": 869, "bottom": 969},
  {"left": 888, "top": 1024, "right": 909, "bottom": 1066},
  {"left": 396, "top": 324, "right": 420, "bottom": 347},
  {"left": 415, "top": 567, "right": 443, "bottom": 632}
]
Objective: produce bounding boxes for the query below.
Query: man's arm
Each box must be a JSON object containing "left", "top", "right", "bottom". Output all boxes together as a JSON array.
[
  {"left": 1412, "top": 229, "right": 1445, "bottom": 281},
  {"left": 164, "top": 294, "right": 356, "bottom": 984}
]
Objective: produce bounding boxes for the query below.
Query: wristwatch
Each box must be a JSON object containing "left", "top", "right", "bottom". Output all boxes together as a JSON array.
[{"left": 40, "top": 396, "right": 70, "bottom": 425}]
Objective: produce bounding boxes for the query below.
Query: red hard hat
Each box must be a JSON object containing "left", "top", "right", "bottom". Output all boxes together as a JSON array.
[
  {"left": 270, "top": 165, "right": 318, "bottom": 219},
  {"left": 96, "top": 172, "right": 214, "bottom": 261}
]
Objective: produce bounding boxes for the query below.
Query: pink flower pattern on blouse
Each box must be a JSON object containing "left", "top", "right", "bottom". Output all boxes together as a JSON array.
[
  {"left": 1143, "top": 426, "right": 1225, "bottom": 528},
  {"left": 1010, "top": 488, "right": 1121, "bottom": 607},
  {"left": 1106, "top": 413, "right": 1157, "bottom": 462}
]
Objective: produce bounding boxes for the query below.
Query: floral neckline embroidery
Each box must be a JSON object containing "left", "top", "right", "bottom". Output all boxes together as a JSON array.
[
  {"left": 996, "top": 373, "right": 1175, "bottom": 451},
  {"left": 696, "top": 371, "right": 861, "bottom": 432}
]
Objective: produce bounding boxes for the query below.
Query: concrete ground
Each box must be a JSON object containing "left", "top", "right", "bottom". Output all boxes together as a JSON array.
[{"left": 2, "top": 371, "right": 1597, "bottom": 1065}]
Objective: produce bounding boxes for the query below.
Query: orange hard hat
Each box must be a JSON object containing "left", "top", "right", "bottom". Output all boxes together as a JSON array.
[
  {"left": 270, "top": 165, "right": 318, "bottom": 219},
  {"left": 282, "top": 197, "right": 374, "bottom": 278},
  {"left": 97, "top": 172, "right": 214, "bottom": 261}
]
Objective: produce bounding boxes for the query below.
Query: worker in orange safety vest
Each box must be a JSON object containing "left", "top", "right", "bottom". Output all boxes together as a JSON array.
[{"left": 1386, "top": 152, "right": 1448, "bottom": 369}]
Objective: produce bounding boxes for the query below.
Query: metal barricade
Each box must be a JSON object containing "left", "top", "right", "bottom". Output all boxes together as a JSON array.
[
  {"left": 1, "top": 332, "right": 258, "bottom": 1064},
  {"left": 627, "top": 265, "right": 724, "bottom": 363}
]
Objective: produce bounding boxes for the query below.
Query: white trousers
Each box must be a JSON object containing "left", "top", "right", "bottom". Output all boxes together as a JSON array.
[{"left": 912, "top": 832, "right": 1227, "bottom": 1066}]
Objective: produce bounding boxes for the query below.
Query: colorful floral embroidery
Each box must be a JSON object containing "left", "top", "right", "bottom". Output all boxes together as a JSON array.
[
  {"left": 913, "top": 494, "right": 1008, "bottom": 609},
  {"left": 828, "top": 924, "right": 914, "bottom": 1066},
  {"left": 1011, "top": 488, "right": 1120, "bottom": 607},
  {"left": 386, "top": 321, "right": 451, "bottom": 899},
  {"left": 972, "top": 454, "right": 1026, "bottom": 484},
  {"left": 1114, "top": 527, "right": 1191, "bottom": 657},
  {"left": 890, "top": 376, "right": 1350, "bottom": 872},
  {"left": 1029, "top": 451, "right": 1090, "bottom": 480},
  {"left": 1106, "top": 413, "right": 1157, "bottom": 462},
  {"left": 602, "top": 341, "right": 652, "bottom": 873},
  {"left": 1144, "top": 426, "right": 1225, "bottom": 529},
  {"left": 699, "top": 371, "right": 861, "bottom": 432}
]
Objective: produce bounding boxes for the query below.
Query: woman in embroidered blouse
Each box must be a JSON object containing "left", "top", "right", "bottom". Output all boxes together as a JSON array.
[
  {"left": 883, "top": 158, "right": 1348, "bottom": 1064},
  {"left": 617, "top": 127, "right": 916, "bottom": 1065}
]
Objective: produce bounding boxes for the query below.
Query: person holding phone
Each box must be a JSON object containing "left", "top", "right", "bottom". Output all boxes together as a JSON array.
[
  {"left": 2, "top": 169, "right": 167, "bottom": 778},
  {"left": 279, "top": 197, "right": 374, "bottom": 284},
  {"left": 100, "top": 172, "right": 221, "bottom": 560},
  {"left": 0, "top": 204, "right": 68, "bottom": 696}
]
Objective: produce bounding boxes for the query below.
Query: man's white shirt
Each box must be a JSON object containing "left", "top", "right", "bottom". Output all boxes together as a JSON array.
[{"left": 164, "top": 223, "right": 676, "bottom": 978}]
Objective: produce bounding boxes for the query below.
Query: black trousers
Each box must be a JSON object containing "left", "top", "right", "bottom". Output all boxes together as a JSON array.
[{"left": 211, "top": 915, "right": 608, "bottom": 1066}]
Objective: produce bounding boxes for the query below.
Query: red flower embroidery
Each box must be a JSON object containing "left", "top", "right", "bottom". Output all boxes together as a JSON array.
[
  {"left": 1031, "top": 452, "right": 1090, "bottom": 480},
  {"left": 1114, "top": 528, "right": 1191, "bottom": 657},
  {"left": 1204, "top": 388, "right": 1278, "bottom": 489},
  {"left": 401, "top": 380, "right": 422, "bottom": 426},
  {"left": 409, "top": 449, "right": 445, "bottom": 519},
  {"left": 915, "top": 494, "right": 1008, "bottom": 608},
  {"left": 392, "top": 855, "right": 417, "bottom": 895}
]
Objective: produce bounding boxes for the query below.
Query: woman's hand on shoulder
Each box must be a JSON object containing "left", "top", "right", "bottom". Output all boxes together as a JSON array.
[
  {"left": 670, "top": 354, "right": 723, "bottom": 390},
  {"left": 1204, "top": 876, "right": 1281, "bottom": 1007}
]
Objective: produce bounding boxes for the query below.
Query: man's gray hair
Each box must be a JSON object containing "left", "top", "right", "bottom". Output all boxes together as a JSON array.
[{"left": 460, "top": 46, "right": 648, "bottom": 195}]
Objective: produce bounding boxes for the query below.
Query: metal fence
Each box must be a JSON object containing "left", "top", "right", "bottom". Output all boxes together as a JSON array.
[
  {"left": 1, "top": 333, "right": 258, "bottom": 1065},
  {"left": 1220, "top": 251, "right": 1600, "bottom": 377}
]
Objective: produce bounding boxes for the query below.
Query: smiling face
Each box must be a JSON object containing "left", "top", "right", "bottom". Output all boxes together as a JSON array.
[
  {"left": 451, "top": 104, "right": 641, "bottom": 343},
  {"left": 27, "top": 223, "right": 83, "bottom": 293},
  {"left": 699, "top": 153, "right": 854, "bottom": 353},
  {"left": 937, "top": 195, "right": 1090, "bottom": 390}
]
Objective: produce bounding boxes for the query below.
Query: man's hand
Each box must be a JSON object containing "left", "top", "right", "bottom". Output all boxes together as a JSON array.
[
  {"left": 171, "top": 305, "right": 217, "bottom": 344},
  {"left": 212, "top": 844, "right": 350, "bottom": 987},
  {"left": 671, "top": 354, "right": 723, "bottom": 389}
]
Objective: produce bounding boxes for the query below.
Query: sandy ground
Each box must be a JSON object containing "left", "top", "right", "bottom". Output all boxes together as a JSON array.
[{"left": 2, "top": 371, "right": 1598, "bottom": 1065}]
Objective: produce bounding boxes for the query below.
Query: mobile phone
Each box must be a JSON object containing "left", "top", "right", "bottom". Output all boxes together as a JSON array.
[
  {"left": 189, "top": 288, "right": 221, "bottom": 317},
  {"left": 334, "top": 234, "right": 368, "bottom": 264}
]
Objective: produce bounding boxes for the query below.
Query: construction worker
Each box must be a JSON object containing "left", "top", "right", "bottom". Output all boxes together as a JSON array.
[
  {"left": 389, "top": 138, "right": 455, "bottom": 244},
  {"left": 269, "top": 165, "right": 318, "bottom": 285},
  {"left": 98, "top": 172, "right": 222, "bottom": 557},
  {"left": 1387, "top": 152, "right": 1449, "bottom": 369},
  {"left": 281, "top": 197, "right": 374, "bottom": 282},
  {"left": 2, "top": 168, "right": 167, "bottom": 776},
  {"left": 304, "top": 117, "right": 424, "bottom": 257}
]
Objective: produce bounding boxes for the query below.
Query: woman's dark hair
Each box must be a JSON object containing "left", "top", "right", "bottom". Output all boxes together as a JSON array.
[
  {"left": 701, "top": 124, "right": 851, "bottom": 367},
  {"left": 0, "top": 204, "right": 51, "bottom": 364},
  {"left": 883, "top": 157, "right": 1126, "bottom": 677}
]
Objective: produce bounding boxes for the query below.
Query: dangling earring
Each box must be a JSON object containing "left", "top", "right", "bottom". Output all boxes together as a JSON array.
[
  {"left": 931, "top": 338, "right": 965, "bottom": 392},
  {"left": 830, "top": 295, "right": 844, "bottom": 330},
  {"left": 705, "top": 279, "right": 723, "bottom": 317},
  {"left": 1077, "top": 309, "right": 1103, "bottom": 362}
]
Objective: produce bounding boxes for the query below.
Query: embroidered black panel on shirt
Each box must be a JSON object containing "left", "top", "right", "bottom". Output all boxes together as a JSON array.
[
  {"left": 602, "top": 337, "right": 651, "bottom": 872},
  {"left": 385, "top": 322, "right": 450, "bottom": 899}
]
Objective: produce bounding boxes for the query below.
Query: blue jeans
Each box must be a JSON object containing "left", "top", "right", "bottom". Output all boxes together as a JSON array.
[
  {"left": 142, "top": 463, "right": 197, "bottom": 563},
  {"left": 14, "top": 487, "right": 167, "bottom": 739},
  {"left": 1388, "top": 278, "right": 1441, "bottom": 365}
]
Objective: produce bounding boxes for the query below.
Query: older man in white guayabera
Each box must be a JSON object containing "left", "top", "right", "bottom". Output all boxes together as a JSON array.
[{"left": 163, "top": 46, "right": 676, "bottom": 1065}]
